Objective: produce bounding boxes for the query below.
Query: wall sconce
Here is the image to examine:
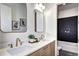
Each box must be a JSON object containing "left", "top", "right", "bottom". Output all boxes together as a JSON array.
[
  {"left": 39, "top": 3, "right": 45, "bottom": 10},
  {"left": 34, "top": 3, "right": 45, "bottom": 12}
]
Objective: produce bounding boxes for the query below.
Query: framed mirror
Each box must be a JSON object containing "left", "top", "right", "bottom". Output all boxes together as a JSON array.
[
  {"left": 0, "top": 3, "right": 27, "bottom": 33},
  {"left": 35, "top": 10, "right": 45, "bottom": 33}
]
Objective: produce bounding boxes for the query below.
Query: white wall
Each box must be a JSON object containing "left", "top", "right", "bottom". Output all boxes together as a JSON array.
[
  {"left": 44, "top": 3, "right": 57, "bottom": 55},
  {"left": 58, "top": 3, "right": 78, "bottom": 53},
  {"left": 0, "top": 3, "right": 44, "bottom": 49},
  {"left": 58, "top": 3, "right": 78, "bottom": 18},
  {"left": 44, "top": 3, "right": 57, "bottom": 37}
]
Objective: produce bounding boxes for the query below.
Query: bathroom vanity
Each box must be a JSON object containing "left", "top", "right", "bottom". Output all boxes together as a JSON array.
[
  {"left": 29, "top": 41, "right": 55, "bottom": 56},
  {"left": 0, "top": 37, "right": 55, "bottom": 56}
]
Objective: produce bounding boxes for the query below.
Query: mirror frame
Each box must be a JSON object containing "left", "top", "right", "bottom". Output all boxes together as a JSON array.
[{"left": 35, "top": 10, "right": 45, "bottom": 33}]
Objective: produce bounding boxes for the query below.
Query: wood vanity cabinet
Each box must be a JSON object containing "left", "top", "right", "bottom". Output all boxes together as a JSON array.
[
  {"left": 51, "top": 41, "right": 55, "bottom": 56},
  {"left": 29, "top": 41, "right": 55, "bottom": 56}
]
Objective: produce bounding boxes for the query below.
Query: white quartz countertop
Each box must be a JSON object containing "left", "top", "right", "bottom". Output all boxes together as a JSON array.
[{"left": 0, "top": 36, "right": 56, "bottom": 56}]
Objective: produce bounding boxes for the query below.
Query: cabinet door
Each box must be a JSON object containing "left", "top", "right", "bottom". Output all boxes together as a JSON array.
[
  {"left": 0, "top": 4, "right": 12, "bottom": 32},
  {"left": 30, "top": 44, "right": 51, "bottom": 56},
  {"left": 50, "top": 41, "right": 55, "bottom": 56},
  {"left": 29, "top": 50, "right": 40, "bottom": 56},
  {"left": 40, "top": 44, "right": 51, "bottom": 56},
  {"left": 29, "top": 41, "right": 55, "bottom": 56}
]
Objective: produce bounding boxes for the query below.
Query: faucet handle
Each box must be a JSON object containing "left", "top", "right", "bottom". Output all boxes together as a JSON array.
[
  {"left": 8, "top": 44, "right": 13, "bottom": 48},
  {"left": 20, "top": 41, "right": 24, "bottom": 45}
]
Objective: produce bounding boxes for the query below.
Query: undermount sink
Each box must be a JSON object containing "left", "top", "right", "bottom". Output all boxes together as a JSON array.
[{"left": 7, "top": 45, "right": 32, "bottom": 55}]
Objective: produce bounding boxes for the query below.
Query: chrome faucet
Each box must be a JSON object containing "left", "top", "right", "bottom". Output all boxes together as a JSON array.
[{"left": 16, "top": 38, "right": 22, "bottom": 47}]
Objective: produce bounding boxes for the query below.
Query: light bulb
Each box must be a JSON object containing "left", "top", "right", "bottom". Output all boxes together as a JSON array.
[
  {"left": 34, "top": 3, "right": 45, "bottom": 12},
  {"left": 39, "top": 3, "right": 43, "bottom": 8},
  {"left": 42, "top": 6, "right": 45, "bottom": 10}
]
